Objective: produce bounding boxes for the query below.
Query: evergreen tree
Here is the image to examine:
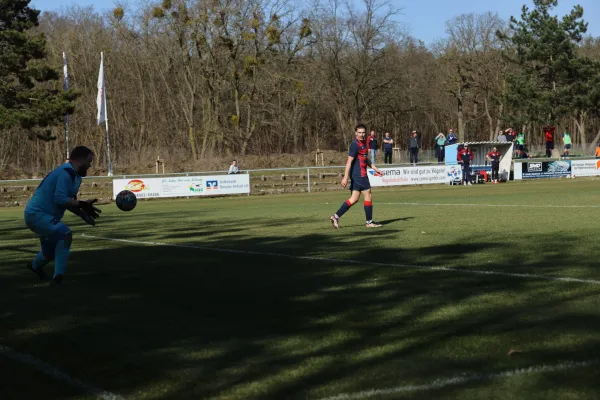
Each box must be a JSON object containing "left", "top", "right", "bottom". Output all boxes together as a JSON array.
[
  {"left": 0, "top": 0, "right": 77, "bottom": 139},
  {"left": 498, "top": 0, "right": 600, "bottom": 126}
]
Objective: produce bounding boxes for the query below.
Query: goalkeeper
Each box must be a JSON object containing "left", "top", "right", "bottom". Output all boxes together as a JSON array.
[{"left": 24, "top": 146, "right": 101, "bottom": 286}]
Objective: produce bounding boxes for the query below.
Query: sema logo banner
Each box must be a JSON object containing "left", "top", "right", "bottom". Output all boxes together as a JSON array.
[{"left": 368, "top": 166, "right": 448, "bottom": 186}]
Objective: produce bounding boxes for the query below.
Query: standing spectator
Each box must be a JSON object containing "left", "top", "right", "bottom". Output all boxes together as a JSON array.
[
  {"left": 434, "top": 133, "right": 446, "bottom": 163},
  {"left": 544, "top": 125, "right": 555, "bottom": 158},
  {"left": 368, "top": 130, "right": 377, "bottom": 164},
  {"left": 447, "top": 128, "right": 458, "bottom": 145},
  {"left": 562, "top": 131, "right": 572, "bottom": 158},
  {"left": 458, "top": 144, "right": 474, "bottom": 186},
  {"left": 497, "top": 131, "right": 507, "bottom": 142},
  {"left": 516, "top": 132, "right": 525, "bottom": 158},
  {"left": 408, "top": 131, "right": 420, "bottom": 165},
  {"left": 228, "top": 160, "right": 240, "bottom": 174},
  {"left": 504, "top": 128, "right": 516, "bottom": 157},
  {"left": 595, "top": 144, "right": 600, "bottom": 159},
  {"left": 504, "top": 128, "right": 515, "bottom": 142},
  {"left": 486, "top": 147, "right": 502, "bottom": 183},
  {"left": 382, "top": 132, "right": 394, "bottom": 164}
]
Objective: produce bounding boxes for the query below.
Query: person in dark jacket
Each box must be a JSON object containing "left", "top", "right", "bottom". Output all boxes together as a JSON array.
[
  {"left": 382, "top": 132, "right": 394, "bottom": 164},
  {"left": 408, "top": 131, "right": 420, "bottom": 165},
  {"left": 368, "top": 130, "right": 377, "bottom": 164},
  {"left": 447, "top": 129, "right": 458, "bottom": 145},
  {"left": 457, "top": 144, "right": 474, "bottom": 186}
]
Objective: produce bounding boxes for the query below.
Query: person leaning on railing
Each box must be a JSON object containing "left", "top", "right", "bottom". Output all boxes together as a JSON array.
[{"left": 228, "top": 160, "right": 240, "bottom": 174}]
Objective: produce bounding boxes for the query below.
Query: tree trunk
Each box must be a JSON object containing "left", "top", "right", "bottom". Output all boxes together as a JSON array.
[
  {"left": 484, "top": 96, "right": 494, "bottom": 141},
  {"left": 457, "top": 96, "right": 464, "bottom": 142},
  {"left": 188, "top": 125, "right": 197, "bottom": 160},
  {"left": 587, "top": 128, "right": 600, "bottom": 154},
  {"left": 574, "top": 113, "right": 587, "bottom": 155},
  {"left": 240, "top": 102, "right": 253, "bottom": 155},
  {"left": 494, "top": 103, "right": 504, "bottom": 140}
]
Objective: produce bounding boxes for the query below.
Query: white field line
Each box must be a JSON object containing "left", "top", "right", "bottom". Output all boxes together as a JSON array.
[
  {"left": 0, "top": 344, "right": 126, "bottom": 400},
  {"left": 80, "top": 234, "right": 600, "bottom": 286},
  {"left": 377, "top": 202, "right": 600, "bottom": 209},
  {"left": 316, "top": 359, "right": 600, "bottom": 400}
]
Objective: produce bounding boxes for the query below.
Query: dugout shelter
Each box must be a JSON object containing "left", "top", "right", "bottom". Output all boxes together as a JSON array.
[{"left": 445, "top": 141, "right": 514, "bottom": 182}]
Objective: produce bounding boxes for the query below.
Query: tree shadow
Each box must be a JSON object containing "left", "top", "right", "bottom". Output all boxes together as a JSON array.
[{"left": 1, "top": 216, "right": 600, "bottom": 400}]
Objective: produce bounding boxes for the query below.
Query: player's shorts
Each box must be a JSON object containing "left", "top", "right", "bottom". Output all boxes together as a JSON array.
[
  {"left": 517, "top": 144, "right": 524, "bottom": 150},
  {"left": 349, "top": 176, "right": 371, "bottom": 192},
  {"left": 565, "top": 144, "right": 571, "bottom": 149},
  {"left": 546, "top": 141, "right": 554, "bottom": 149},
  {"left": 25, "top": 212, "right": 71, "bottom": 240}
]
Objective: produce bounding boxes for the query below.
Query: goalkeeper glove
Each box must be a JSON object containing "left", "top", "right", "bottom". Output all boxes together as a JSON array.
[{"left": 79, "top": 199, "right": 102, "bottom": 219}]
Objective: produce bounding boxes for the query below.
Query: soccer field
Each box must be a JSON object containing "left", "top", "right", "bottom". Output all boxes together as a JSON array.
[{"left": 1, "top": 178, "right": 600, "bottom": 400}]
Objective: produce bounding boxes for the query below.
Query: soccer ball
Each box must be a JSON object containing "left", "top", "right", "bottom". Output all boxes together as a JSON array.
[{"left": 116, "top": 190, "right": 137, "bottom": 211}]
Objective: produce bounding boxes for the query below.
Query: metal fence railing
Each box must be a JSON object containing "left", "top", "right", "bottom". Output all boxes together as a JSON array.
[
  {"left": 0, "top": 161, "right": 446, "bottom": 185},
  {"left": 2, "top": 154, "right": 599, "bottom": 193}
]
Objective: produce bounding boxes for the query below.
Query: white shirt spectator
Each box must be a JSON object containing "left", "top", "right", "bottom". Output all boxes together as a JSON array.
[{"left": 228, "top": 161, "right": 239, "bottom": 174}]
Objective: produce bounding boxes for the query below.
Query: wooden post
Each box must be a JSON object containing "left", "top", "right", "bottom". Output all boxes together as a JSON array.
[
  {"left": 393, "top": 147, "right": 401, "bottom": 162},
  {"left": 315, "top": 149, "right": 324, "bottom": 166},
  {"left": 156, "top": 155, "right": 165, "bottom": 174}
]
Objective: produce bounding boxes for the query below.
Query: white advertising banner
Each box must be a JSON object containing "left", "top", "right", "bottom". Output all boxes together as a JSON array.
[
  {"left": 112, "top": 174, "right": 250, "bottom": 199},
  {"left": 571, "top": 159, "right": 600, "bottom": 177},
  {"left": 368, "top": 165, "right": 451, "bottom": 186}
]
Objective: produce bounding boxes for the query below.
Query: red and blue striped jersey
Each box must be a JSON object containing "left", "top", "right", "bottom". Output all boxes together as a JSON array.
[{"left": 349, "top": 139, "right": 369, "bottom": 178}]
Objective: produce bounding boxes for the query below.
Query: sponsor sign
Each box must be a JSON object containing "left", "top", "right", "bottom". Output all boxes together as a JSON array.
[
  {"left": 571, "top": 159, "right": 600, "bottom": 177},
  {"left": 112, "top": 174, "right": 249, "bottom": 199},
  {"left": 368, "top": 166, "right": 450, "bottom": 186},
  {"left": 520, "top": 160, "right": 571, "bottom": 179}
]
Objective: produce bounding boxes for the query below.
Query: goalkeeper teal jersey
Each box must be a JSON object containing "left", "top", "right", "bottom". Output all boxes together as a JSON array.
[{"left": 25, "top": 162, "right": 82, "bottom": 219}]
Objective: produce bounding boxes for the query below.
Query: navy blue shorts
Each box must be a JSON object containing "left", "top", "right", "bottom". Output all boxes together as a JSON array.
[
  {"left": 546, "top": 141, "right": 554, "bottom": 149},
  {"left": 349, "top": 176, "right": 371, "bottom": 192},
  {"left": 565, "top": 144, "right": 571, "bottom": 149},
  {"left": 517, "top": 144, "right": 524, "bottom": 150}
]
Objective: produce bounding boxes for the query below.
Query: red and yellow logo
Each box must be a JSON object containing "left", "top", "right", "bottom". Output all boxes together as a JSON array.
[{"left": 125, "top": 179, "right": 146, "bottom": 192}]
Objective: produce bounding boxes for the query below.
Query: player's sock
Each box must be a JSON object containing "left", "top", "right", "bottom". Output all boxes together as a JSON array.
[
  {"left": 364, "top": 200, "right": 373, "bottom": 223},
  {"left": 31, "top": 252, "right": 50, "bottom": 270},
  {"left": 335, "top": 200, "right": 353, "bottom": 218}
]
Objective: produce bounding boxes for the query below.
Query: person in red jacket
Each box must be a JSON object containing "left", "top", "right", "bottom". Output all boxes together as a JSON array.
[
  {"left": 486, "top": 147, "right": 502, "bottom": 183},
  {"left": 457, "top": 144, "right": 474, "bottom": 186},
  {"left": 544, "top": 125, "right": 555, "bottom": 158}
]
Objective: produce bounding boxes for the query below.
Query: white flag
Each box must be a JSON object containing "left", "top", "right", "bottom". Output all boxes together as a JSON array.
[
  {"left": 63, "top": 52, "right": 68, "bottom": 90},
  {"left": 96, "top": 52, "right": 107, "bottom": 125}
]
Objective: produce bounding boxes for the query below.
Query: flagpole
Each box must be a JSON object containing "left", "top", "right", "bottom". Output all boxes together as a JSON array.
[
  {"left": 105, "top": 112, "right": 113, "bottom": 177},
  {"left": 63, "top": 52, "right": 69, "bottom": 161}
]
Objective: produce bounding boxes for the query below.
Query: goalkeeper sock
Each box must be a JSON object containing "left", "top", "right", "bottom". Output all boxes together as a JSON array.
[
  {"left": 31, "top": 252, "right": 50, "bottom": 270},
  {"left": 53, "top": 231, "right": 72, "bottom": 278}
]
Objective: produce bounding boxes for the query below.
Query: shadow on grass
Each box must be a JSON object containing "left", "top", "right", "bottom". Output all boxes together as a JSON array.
[{"left": 1, "top": 215, "right": 600, "bottom": 400}]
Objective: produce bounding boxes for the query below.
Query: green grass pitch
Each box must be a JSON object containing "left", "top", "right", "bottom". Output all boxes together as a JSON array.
[{"left": 1, "top": 178, "right": 600, "bottom": 399}]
